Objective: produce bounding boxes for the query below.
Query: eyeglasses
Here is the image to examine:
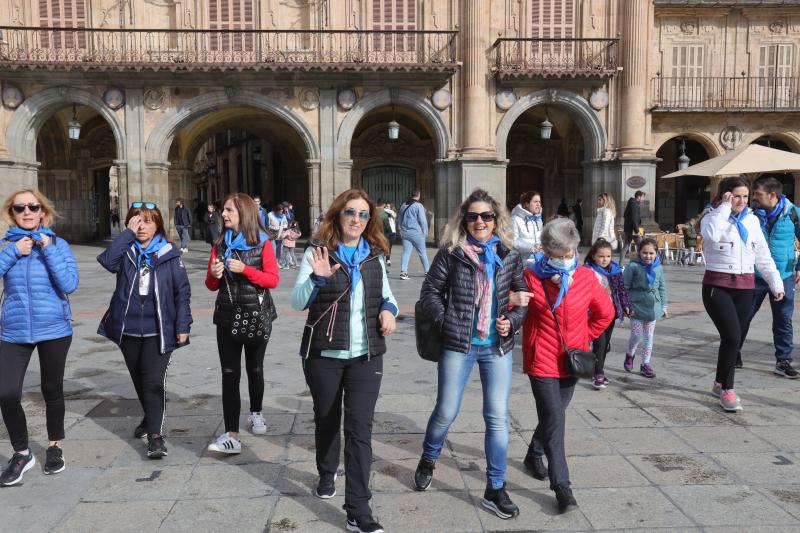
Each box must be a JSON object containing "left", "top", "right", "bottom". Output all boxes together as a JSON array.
[
  {"left": 465, "top": 211, "right": 496, "bottom": 222},
  {"left": 343, "top": 208, "right": 370, "bottom": 221},
  {"left": 131, "top": 202, "right": 157, "bottom": 209},
  {"left": 12, "top": 203, "right": 42, "bottom": 214}
]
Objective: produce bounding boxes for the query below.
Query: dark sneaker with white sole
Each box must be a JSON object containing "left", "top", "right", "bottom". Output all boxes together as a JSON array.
[
  {"left": 43, "top": 446, "right": 65, "bottom": 475},
  {"left": 554, "top": 485, "right": 578, "bottom": 513},
  {"left": 414, "top": 458, "right": 435, "bottom": 491},
  {"left": 523, "top": 453, "right": 547, "bottom": 480},
  {"left": 134, "top": 418, "right": 147, "bottom": 439},
  {"left": 0, "top": 452, "right": 36, "bottom": 486},
  {"left": 346, "top": 514, "right": 384, "bottom": 533},
  {"left": 315, "top": 472, "right": 336, "bottom": 498},
  {"left": 481, "top": 483, "right": 520, "bottom": 519},
  {"left": 775, "top": 361, "right": 799, "bottom": 379},
  {"left": 147, "top": 434, "right": 168, "bottom": 459}
]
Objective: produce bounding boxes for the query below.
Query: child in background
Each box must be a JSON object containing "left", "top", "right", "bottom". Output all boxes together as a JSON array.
[
  {"left": 623, "top": 238, "right": 668, "bottom": 378},
  {"left": 584, "top": 238, "right": 631, "bottom": 389},
  {"left": 280, "top": 222, "right": 301, "bottom": 269},
  {"left": 682, "top": 218, "right": 698, "bottom": 266}
]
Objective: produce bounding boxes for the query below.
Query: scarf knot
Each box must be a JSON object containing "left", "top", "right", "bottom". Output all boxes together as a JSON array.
[
  {"left": 223, "top": 229, "right": 267, "bottom": 276},
  {"left": 588, "top": 260, "right": 622, "bottom": 278},
  {"left": 133, "top": 235, "right": 166, "bottom": 270},
  {"left": 4, "top": 225, "right": 56, "bottom": 243},
  {"left": 635, "top": 254, "right": 662, "bottom": 286},
  {"left": 754, "top": 195, "right": 787, "bottom": 226},
  {"left": 336, "top": 238, "right": 372, "bottom": 292},
  {"left": 462, "top": 235, "right": 504, "bottom": 342},
  {"left": 728, "top": 207, "right": 750, "bottom": 244},
  {"left": 528, "top": 254, "right": 578, "bottom": 309},
  {"left": 525, "top": 214, "right": 542, "bottom": 224}
]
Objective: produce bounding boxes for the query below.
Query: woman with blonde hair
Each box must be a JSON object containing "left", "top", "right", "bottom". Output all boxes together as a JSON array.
[
  {"left": 0, "top": 189, "right": 78, "bottom": 485},
  {"left": 414, "top": 188, "right": 529, "bottom": 520},
  {"left": 591, "top": 192, "right": 618, "bottom": 249}
]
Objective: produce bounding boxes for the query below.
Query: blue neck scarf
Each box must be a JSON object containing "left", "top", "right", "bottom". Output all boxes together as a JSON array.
[
  {"left": 4, "top": 225, "right": 56, "bottom": 243},
  {"left": 133, "top": 235, "right": 166, "bottom": 270},
  {"left": 529, "top": 254, "right": 579, "bottom": 309},
  {"left": 729, "top": 207, "right": 750, "bottom": 243},
  {"left": 754, "top": 195, "right": 786, "bottom": 226},
  {"left": 526, "top": 214, "right": 542, "bottom": 224},
  {"left": 466, "top": 234, "right": 505, "bottom": 281},
  {"left": 223, "top": 230, "right": 267, "bottom": 277},
  {"left": 588, "top": 260, "right": 622, "bottom": 278},
  {"left": 635, "top": 254, "right": 662, "bottom": 286},
  {"left": 337, "top": 238, "right": 372, "bottom": 291}
]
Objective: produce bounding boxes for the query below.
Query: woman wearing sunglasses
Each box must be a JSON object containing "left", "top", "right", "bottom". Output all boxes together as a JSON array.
[
  {"left": 206, "top": 193, "right": 279, "bottom": 454},
  {"left": 414, "top": 189, "right": 528, "bottom": 520},
  {"left": 97, "top": 202, "right": 192, "bottom": 459},
  {"left": 291, "top": 189, "right": 397, "bottom": 533},
  {"left": 0, "top": 190, "right": 78, "bottom": 486}
]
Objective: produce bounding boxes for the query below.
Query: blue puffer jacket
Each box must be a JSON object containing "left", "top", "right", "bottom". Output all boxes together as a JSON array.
[
  {"left": 754, "top": 200, "right": 800, "bottom": 280},
  {"left": 97, "top": 230, "right": 192, "bottom": 354},
  {"left": 0, "top": 236, "right": 79, "bottom": 344}
]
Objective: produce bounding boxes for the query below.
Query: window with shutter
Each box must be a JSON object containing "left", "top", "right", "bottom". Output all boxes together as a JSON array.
[
  {"left": 209, "top": 0, "right": 255, "bottom": 52},
  {"left": 38, "top": 0, "right": 88, "bottom": 49},
  {"left": 670, "top": 45, "right": 704, "bottom": 107},
  {"left": 371, "top": 0, "right": 417, "bottom": 55},
  {"left": 530, "top": 0, "right": 577, "bottom": 63},
  {"left": 758, "top": 44, "right": 794, "bottom": 107}
]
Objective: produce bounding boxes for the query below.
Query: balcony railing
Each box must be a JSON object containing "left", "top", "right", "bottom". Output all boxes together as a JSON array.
[
  {"left": 651, "top": 76, "right": 800, "bottom": 111},
  {"left": 0, "top": 26, "right": 458, "bottom": 72},
  {"left": 492, "top": 38, "right": 619, "bottom": 78}
]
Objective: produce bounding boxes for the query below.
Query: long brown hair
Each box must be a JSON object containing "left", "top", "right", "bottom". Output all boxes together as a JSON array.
[
  {"left": 312, "top": 189, "right": 389, "bottom": 255},
  {"left": 215, "top": 193, "right": 267, "bottom": 247},
  {"left": 125, "top": 204, "right": 167, "bottom": 239}
]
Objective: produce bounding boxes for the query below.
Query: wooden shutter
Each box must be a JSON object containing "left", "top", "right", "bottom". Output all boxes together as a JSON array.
[
  {"left": 38, "top": 0, "right": 87, "bottom": 48},
  {"left": 209, "top": 0, "right": 255, "bottom": 51},
  {"left": 531, "top": 0, "right": 577, "bottom": 60},
  {"left": 759, "top": 44, "right": 794, "bottom": 106},
  {"left": 670, "top": 45, "right": 704, "bottom": 106},
  {"left": 372, "top": 0, "right": 417, "bottom": 53}
]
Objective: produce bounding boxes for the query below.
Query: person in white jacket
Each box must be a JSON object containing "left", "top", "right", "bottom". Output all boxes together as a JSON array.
[
  {"left": 591, "top": 193, "right": 618, "bottom": 249},
  {"left": 511, "top": 191, "right": 543, "bottom": 261},
  {"left": 700, "top": 176, "right": 784, "bottom": 413}
]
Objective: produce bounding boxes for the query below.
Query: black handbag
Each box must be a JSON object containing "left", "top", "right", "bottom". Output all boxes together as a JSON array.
[
  {"left": 223, "top": 275, "right": 271, "bottom": 346},
  {"left": 414, "top": 299, "right": 442, "bottom": 362},
  {"left": 543, "top": 283, "right": 597, "bottom": 379}
]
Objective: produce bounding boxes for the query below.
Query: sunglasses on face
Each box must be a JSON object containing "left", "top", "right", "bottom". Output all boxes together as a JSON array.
[
  {"left": 12, "top": 203, "right": 42, "bottom": 214},
  {"left": 131, "top": 202, "right": 157, "bottom": 209},
  {"left": 343, "top": 208, "right": 370, "bottom": 221},
  {"left": 465, "top": 211, "right": 496, "bottom": 222}
]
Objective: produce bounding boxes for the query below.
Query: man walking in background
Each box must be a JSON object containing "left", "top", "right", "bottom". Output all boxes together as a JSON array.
[
  {"left": 174, "top": 198, "right": 192, "bottom": 253},
  {"left": 620, "top": 191, "right": 645, "bottom": 264},
  {"left": 398, "top": 190, "right": 430, "bottom": 280}
]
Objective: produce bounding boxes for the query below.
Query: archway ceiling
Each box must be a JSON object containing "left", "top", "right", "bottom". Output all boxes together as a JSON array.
[
  {"left": 512, "top": 105, "right": 575, "bottom": 140},
  {"left": 352, "top": 106, "right": 433, "bottom": 141}
]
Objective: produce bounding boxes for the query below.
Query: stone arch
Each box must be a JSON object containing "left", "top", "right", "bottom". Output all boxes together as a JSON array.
[
  {"left": 652, "top": 131, "right": 722, "bottom": 159},
  {"left": 337, "top": 88, "right": 450, "bottom": 161},
  {"left": 742, "top": 130, "right": 800, "bottom": 153},
  {"left": 145, "top": 90, "right": 320, "bottom": 164},
  {"left": 496, "top": 89, "right": 607, "bottom": 162},
  {"left": 5, "top": 86, "right": 126, "bottom": 164}
]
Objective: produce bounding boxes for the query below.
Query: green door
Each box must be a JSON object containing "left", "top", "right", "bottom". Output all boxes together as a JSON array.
[{"left": 361, "top": 166, "right": 416, "bottom": 209}]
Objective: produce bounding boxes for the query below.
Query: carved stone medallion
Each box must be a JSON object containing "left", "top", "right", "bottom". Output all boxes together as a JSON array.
[
  {"left": 495, "top": 88, "right": 516, "bottom": 110},
  {"left": 680, "top": 20, "right": 696, "bottom": 34},
  {"left": 337, "top": 89, "right": 357, "bottom": 110},
  {"left": 589, "top": 88, "right": 609, "bottom": 111},
  {"left": 103, "top": 88, "right": 125, "bottom": 110},
  {"left": 1, "top": 85, "right": 24, "bottom": 109},
  {"left": 431, "top": 89, "right": 452, "bottom": 110},
  {"left": 144, "top": 87, "right": 165, "bottom": 110},
  {"left": 720, "top": 126, "right": 742, "bottom": 151},
  {"left": 299, "top": 89, "right": 320, "bottom": 110}
]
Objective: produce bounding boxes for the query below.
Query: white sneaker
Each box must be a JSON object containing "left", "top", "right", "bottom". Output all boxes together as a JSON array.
[
  {"left": 248, "top": 412, "right": 267, "bottom": 435},
  {"left": 207, "top": 433, "right": 242, "bottom": 454}
]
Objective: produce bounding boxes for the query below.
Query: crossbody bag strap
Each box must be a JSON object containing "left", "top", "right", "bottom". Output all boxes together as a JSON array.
[
  {"left": 307, "top": 285, "right": 350, "bottom": 328},
  {"left": 542, "top": 280, "right": 569, "bottom": 354}
]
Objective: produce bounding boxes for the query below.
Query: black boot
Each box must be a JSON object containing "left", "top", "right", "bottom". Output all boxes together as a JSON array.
[
  {"left": 481, "top": 483, "right": 520, "bottom": 519},
  {"left": 134, "top": 418, "right": 147, "bottom": 439},
  {"left": 554, "top": 485, "right": 578, "bottom": 513},
  {"left": 523, "top": 453, "right": 548, "bottom": 480},
  {"left": 413, "top": 458, "right": 435, "bottom": 491},
  {"left": 147, "top": 434, "right": 168, "bottom": 459}
]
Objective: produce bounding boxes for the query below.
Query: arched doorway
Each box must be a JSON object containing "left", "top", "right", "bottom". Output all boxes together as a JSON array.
[
  {"left": 753, "top": 136, "right": 796, "bottom": 199},
  {"left": 655, "top": 137, "right": 711, "bottom": 230},
  {"left": 361, "top": 166, "right": 416, "bottom": 210}
]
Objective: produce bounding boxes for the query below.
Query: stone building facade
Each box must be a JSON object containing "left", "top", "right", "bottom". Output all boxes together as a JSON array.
[{"left": 1, "top": 0, "right": 799, "bottom": 242}]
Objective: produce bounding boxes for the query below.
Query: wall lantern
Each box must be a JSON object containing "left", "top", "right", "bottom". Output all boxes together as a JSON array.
[
  {"left": 677, "top": 137, "right": 690, "bottom": 170},
  {"left": 67, "top": 105, "right": 81, "bottom": 140},
  {"left": 540, "top": 107, "right": 553, "bottom": 140},
  {"left": 388, "top": 120, "right": 400, "bottom": 140}
]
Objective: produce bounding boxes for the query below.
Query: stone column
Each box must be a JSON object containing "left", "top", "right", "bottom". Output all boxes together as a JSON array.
[
  {"left": 319, "top": 89, "right": 339, "bottom": 209},
  {"left": 461, "top": 0, "right": 490, "bottom": 154},
  {"left": 124, "top": 89, "right": 146, "bottom": 200},
  {"left": 306, "top": 159, "right": 322, "bottom": 220},
  {"left": 793, "top": 173, "right": 800, "bottom": 205},
  {"left": 143, "top": 160, "right": 171, "bottom": 234}
]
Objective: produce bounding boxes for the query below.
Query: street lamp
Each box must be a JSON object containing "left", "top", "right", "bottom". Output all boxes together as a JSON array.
[
  {"left": 540, "top": 106, "right": 553, "bottom": 140},
  {"left": 677, "top": 137, "right": 690, "bottom": 170},
  {"left": 68, "top": 105, "right": 81, "bottom": 140},
  {"left": 388, "top": 120, "right": 400, "bottom": 140}
]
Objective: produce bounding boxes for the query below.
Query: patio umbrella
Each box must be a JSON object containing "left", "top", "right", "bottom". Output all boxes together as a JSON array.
[{"left": 660, "top": 143, "right": 800, "bottom": 179}]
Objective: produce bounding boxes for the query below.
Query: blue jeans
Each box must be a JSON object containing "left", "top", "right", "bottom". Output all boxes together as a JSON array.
[
  {"left": 176, "top": 225, "right": 189, "bottom": 249},
  {"left": 422, "top": 344, "right": 513, "bottom": 490},
  {"left": 744, "top": 276, "right": 795, "bottom": 362},
  {"left": 400, "top": 232, "right": 429, "bottom": 273}
]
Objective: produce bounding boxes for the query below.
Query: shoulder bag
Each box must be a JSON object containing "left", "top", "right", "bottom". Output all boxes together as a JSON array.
[
  {"left": 223, "top": 274, "right": 271, "bottom": 346},
  {"left": 542, "top": 282, "right": 597, "bottom": 379}
]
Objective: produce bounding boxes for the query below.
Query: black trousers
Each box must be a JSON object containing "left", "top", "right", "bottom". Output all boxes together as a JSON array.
[
  {"left": 527, "top": 376, "right": 577, "bottom": 491},
  {"left": 702, "top": 284, "right": 753, "bottom": 390},
  {"left": 120, "top": 336, "right": 172, "bottom": 435},
  {"left": 0, "top": 336, "right": 72, "bottom": 451},
  {"left": 303, "top": 354, "right": 383, "bottom": 517},
  {"left": 216, "top": 326, "right": 268, "bottom": 432},
  {"left": 592, "top": 321, "right": 616, "bottom": 374}
]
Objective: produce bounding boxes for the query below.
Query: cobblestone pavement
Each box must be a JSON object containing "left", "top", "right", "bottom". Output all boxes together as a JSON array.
[{"left": 2, "top": 242, "right": 800, "bottom": 532}]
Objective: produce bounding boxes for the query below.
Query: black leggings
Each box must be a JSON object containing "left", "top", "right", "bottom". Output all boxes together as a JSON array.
[
  {"left": 702, "top": 284, "right": 753, "bottom": 390},
  {"left": 216, "top": 326, "right": 268, "bottom": 432},
  {"left": 0, "top": 336, "right": 72, "bottom": 451},
  {"left": 120, "top": 336, "right": 172, "bottom": 435},
  {"left": 592, "top": 321, "right": 616, "bottom": 374}
]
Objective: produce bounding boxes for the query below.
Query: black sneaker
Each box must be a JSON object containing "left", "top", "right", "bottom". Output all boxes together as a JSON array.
[
  {"left": 523, "top": 453, "right": 547, "bottom": 480},
  {"left": 554, "top": 485, "right": 578, "bottom": 513},
  {"left": 775, "top": 361, "right": 799, "bottom": 379},
  {"left": 134, "top": 418, "right": 147, "bottom": 439},
  {"left": 346, "top": 514, "right": 384, "bottom": 533},
  {"left": 481, "top": 483, "right": 520, "bottom": 519},
  {"left": 0, "top": 452, "right": 36, "bottom": 486},
  {"left": 315, "top": 472, "right": 336, "bottom": 498},
  {"left": 413, "top": 457, "right": 435, "bottom": 491},
  {"left": 43, "top": 446, "right": 65, "bottom": 475},
  {"left": 146, "top": 434, "right": 168, "bottom": 459}
]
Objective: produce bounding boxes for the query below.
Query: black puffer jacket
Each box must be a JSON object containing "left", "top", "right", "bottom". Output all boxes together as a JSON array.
[{"left": 419, "top": 243, "right": 527, "bottom": 355}]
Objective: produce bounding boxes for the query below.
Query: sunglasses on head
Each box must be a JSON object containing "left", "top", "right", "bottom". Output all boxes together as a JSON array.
[
  {"left": 12, "top": 203, "right": 42, "bottom": 214},
  {"left": 131, "top": 202, "right": 157, "bottom": 209},
  {"left": 465, "top": 211, "right": 496, "bottom": 222},
  {"left": 343, "top": 208, "right": 370, "bottom": 221}
]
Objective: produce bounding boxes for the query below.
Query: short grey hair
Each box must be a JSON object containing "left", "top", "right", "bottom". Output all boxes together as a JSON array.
[{"left": 541, "top": 218, "right": 580, "bottom": 254}]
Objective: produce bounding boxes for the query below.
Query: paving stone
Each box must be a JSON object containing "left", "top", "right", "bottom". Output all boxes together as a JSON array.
[
  {"left": 0, "top": 502, "right": 75, "bottom": 533},
  {"left": 663, "top": 484, "right": 798, "bottom": 527},
  {"left": 567, "top": 455, "right": 651, "bottom": 488},
  {"left": 750, "top": 426, "right": 800, "bottom": 453},
  {"left": 372, "top": 491, "right": 484, "bottom": 532},
  {"left": 644, "top": 405, "right": 737, "bottom": 427},
  {"left": 181, "top": 463, "right": 281, "bottom": 498},
  {"left": 576, "top": 486, "right": 694, "bottom": 529},
  {"left": 626, "top": 453, "right": 735, "bottom": 485},
  {"left": 160, "top": 496, "right": 278, "bottom": 532},
  {"left": 598, "top": 427, "right": 697, "bottom": 455},
  {"left": 672, "top": 426, "right": 776, "bottom": 453},
  {"left": 575, "top": 407, "right": 662, "bottom": 428},
  {"left": 710, "top": 452, "right": 800, "bottom": 484},
  {"left": 267, "top": 494, "right": 352, "bottom": 533},
  {"left": 52, "top": 501, "right": 174, "bottom": 533},
  {"left": 111, "top": 436, "right": 208, "bottom": 467},
  {"left": 82, "top": 464, "right": 194, "bottom": 502},
  {"left": 756, "top": 485, "right": 800, "bottom": 522}
]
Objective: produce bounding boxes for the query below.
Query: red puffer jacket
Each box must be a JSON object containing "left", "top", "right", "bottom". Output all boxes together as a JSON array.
[{"left": 522, "top": 266, "right": 614, "bottom": 378}]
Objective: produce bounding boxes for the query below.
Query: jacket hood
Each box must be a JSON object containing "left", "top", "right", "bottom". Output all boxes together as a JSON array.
[{"left": 511, "top": 204, "right": 534, "bottom": 219}]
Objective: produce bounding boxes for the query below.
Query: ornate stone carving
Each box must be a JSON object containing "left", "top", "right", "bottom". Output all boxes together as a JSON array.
[
  {"left": 103, "top": 88, "right": 125, "bottom": 110},
  {"left": 431, "top": 89, "right": 452, "bottom": 110},
  {"left": 1, "top": 85, "right": 24, "bottom": 109},
  {"left": 225, "top": 87, "right": 237, "bottom": 100},
  {"left": 680, "top": 20, "right": 697, "bottom": 35},
  {"left": 144, "top": 87, "right": 165, "bottom": 110},
  {"left": 720, "top": 126, "right": 742, "bottom": 151},
  {"left": 299, "top": 88, "right": 319, "bottom": 110},
  {"left": 770, "top": 20, "right": 785, "bottom": 33},
  {"left": 337, "top": 89, "right": 357, "bottom": 110},
  {"left": 589, "top": 88, "right": 609, "bottom": 111},
  {"left": 495, "top": 88, "right": 516, "bottom": 110}
]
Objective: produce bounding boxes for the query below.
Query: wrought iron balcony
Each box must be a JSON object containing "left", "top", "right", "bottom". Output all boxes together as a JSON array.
[
  {"left": 651, "top": 76, "right": 800, "bottom": 111},
  {"left": 491, "top": 38, "right": 619, "bottom": 78},
  {"left": 0, "top": 26, "right": 458, "bottom": 72}
]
